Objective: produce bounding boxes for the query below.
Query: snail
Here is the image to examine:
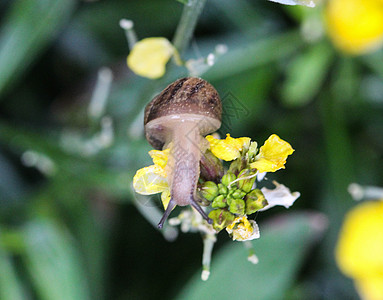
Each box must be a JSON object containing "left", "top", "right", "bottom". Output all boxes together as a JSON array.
[{"left": 144, "top": 77, "right": 222, "bottom": 228}]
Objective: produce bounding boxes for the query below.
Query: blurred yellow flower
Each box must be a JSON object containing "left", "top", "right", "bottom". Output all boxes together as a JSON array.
[
  {"left": 325, "top": 0, "right": 383, "bottom": 54},
  {"left": 127, "top": 37, "right": 174, "bottom": 79},
  {"left": 336, "top": 201, "right": 383, "bottom": 300},
  {"left": 226, "top": 216, "right": 260, "bottom": 241},
  {"left": 250, "top": 134, "right": 294, "bottom": 173},
  {"left": 133, "top": 148, "right": 171, "bottom": 208},
  {"left": 206, "top": 134, "right": 251, "bottom": 161}
]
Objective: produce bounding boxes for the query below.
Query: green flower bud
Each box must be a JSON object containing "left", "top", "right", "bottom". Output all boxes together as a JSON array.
[
  {"left": 229, "top": 198, "right": 246, "bottom": 215},
  {"left": 200, "top": 150, "right": 224, "bottom": 181},
  {"left": 218, "top": 183, "right": 228, "bottom": 195},
  {"left": 228, "top": 158, "right": 241, "bottom": 175},
  {"left": 227, "top": 187, "right": 236, "bottom": 197},
  {"left": 232, "top": 189, "right": 246, "bottom": 199},
  {"left": 199, "top": 181, "right": 219, "bottom": 201},
  {"left": 248, "top": 141, "right": 258, "bottom": 161},
  {"left": 212, "top": 195, "right": 227, "bottom": 208},
  {"left": 226, "top": 195, "right": 234, "bottom": 206},
  {"left": 208, "top": 209, "right": 235, "bottom": 232},
  {"left": 245, "top": 189, "right": 268, "bottom": 215},
  {"left": 221, "top": 172, "right": 236, "bottom": 187},
  {"left": 237, "top": 169, "right": 257, "bottom": 193}
]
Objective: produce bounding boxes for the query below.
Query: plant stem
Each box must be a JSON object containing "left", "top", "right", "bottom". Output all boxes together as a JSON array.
[
  {"left": 173, "top": 0, "right": 208, "bottom": 56},
  {"left": 201, "top": 233, "right": 216, "bottom": 281}
]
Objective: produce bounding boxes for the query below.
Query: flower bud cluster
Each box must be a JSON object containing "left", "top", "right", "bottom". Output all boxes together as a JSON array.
[{"left": 199, "top": 170, "right": 268, "bottom": 232}]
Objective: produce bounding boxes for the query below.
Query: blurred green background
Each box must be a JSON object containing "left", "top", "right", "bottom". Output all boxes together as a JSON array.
[{"left": 0, "top": 0, "right": 382, "bottom": 299}]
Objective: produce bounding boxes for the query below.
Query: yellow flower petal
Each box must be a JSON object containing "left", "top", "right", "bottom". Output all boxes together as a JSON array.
[
  {"left": 149, "top": 148, "right": 170, "bottom": 169},
  {"left": 250, "top": 134, "right": 294, "bottom": 173},
  {"left": 127, "top": 37, "right": 174, "bottom": 79},
  {"left": 355, "top": 276, "right": 383, "bottom": 300},
  {"left": 133, "top": 165, "right": 168, "bottom": 195},
  {"left": 161, "top": 189, "right": 171, "bottom": 210},
  {"left": 206, "top": 134, "right": 251, "bottom": 161},
  {"left": 336, "top": 201, "right": 383, "bottom": 292},
  {"left": 226, "top": 216, "right": 260, "bottom": 241},
  {"left": 325, "top": 0, "right": 383, "bottom": 55}
]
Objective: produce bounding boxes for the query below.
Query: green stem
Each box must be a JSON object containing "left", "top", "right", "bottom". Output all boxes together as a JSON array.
[
  {"left": 244, "top": 240, "right": 258, "bottom": 264},
  {"left": 201, "top": 233, "right": 216, "bottom": 281},
  {"left": 173, "top": 0, "right": 208, "bottom": 56},
  {"left": 318, "top": 89, "right": 355, "bottom": 271}
]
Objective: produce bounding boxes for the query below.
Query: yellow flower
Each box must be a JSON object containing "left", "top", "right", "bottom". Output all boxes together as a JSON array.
[
  {"left": 149, "top": 149, "right": 169, "bottom": 169},
  {"left": 127, "top": 37, "right": 175, "bottom": 79},
  {"left": 335, "top": 201, "right": 383, "bottom": 300},
  {"left": 250, "top": 134, "right": 294, "bottom": 173},
  {"left": 160, "top": 189, "right": 171, "bottom": 210},
  {"left": 355, "top": 276, "right": 383, "bottom": 300},
  {"left": 133, "top": 148, "right": 172, "bottom": 209},
  {"left": 133, "top": 165, "right": 168, "bottom": 195},
  {"left": 206, "top": 134, "right": 251, "bottom": 161},
  {"left": 325, "top": 0, "right": 383, "bottom": 55},
  {"left": 226, "top": 216, "right": 260, "bottom": 241}
]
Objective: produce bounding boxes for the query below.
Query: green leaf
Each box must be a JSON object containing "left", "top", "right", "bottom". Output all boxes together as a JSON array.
[
  {"left": 22, "top": 219, "right": 90, "bottom": 300},
  {"left": 0, "top": 247, "right": 26, "bottom": 300},
  {"left": 176, "top": 0, "right": 189, "bottom": 4},
  {"left": 281, "top": 42, "right": 334, "bottom": 107},
  {"left": 205, "top": 31, "right": 303, "bottom": 81},
  {"left": 361, "top": 49, "right": 383, "bottom": 78},
  {"left": 175, "top": 212, "right": 327, "bottom": 300},
  {"left": 0, "top": 152, "right": 25, "bottom": 203},
  {"left": 0, "top": 0, "right": 76, "bottom": 98}
]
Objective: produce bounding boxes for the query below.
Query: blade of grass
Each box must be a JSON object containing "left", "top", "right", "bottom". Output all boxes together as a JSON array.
[
  {"left": 22, "top": 219, "right": 90, "bottom": 300},
  {"left": 0, "top": 0, "right": 76, "bottom": 98},
  {"left": 205, "top": 31, "right": 303, "bottom": 81},
  {"left": 0, "top": 245, "right": 26, "bottom": 300},
  {"left": 281, "top": 42, "right": 334, "bottom": 107}
]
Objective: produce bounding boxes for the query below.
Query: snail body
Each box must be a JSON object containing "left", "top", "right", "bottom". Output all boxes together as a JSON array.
[{"left": 144, "top": 77, "right": 222, "bottom": 228}]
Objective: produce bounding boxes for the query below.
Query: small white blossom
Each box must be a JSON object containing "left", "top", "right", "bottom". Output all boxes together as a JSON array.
[
  {"left": 260, "top": 181, "right": 300, "bottom": 211},
  {"left": 268, "top": 0, "right": 317, "bottom": 7}
]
